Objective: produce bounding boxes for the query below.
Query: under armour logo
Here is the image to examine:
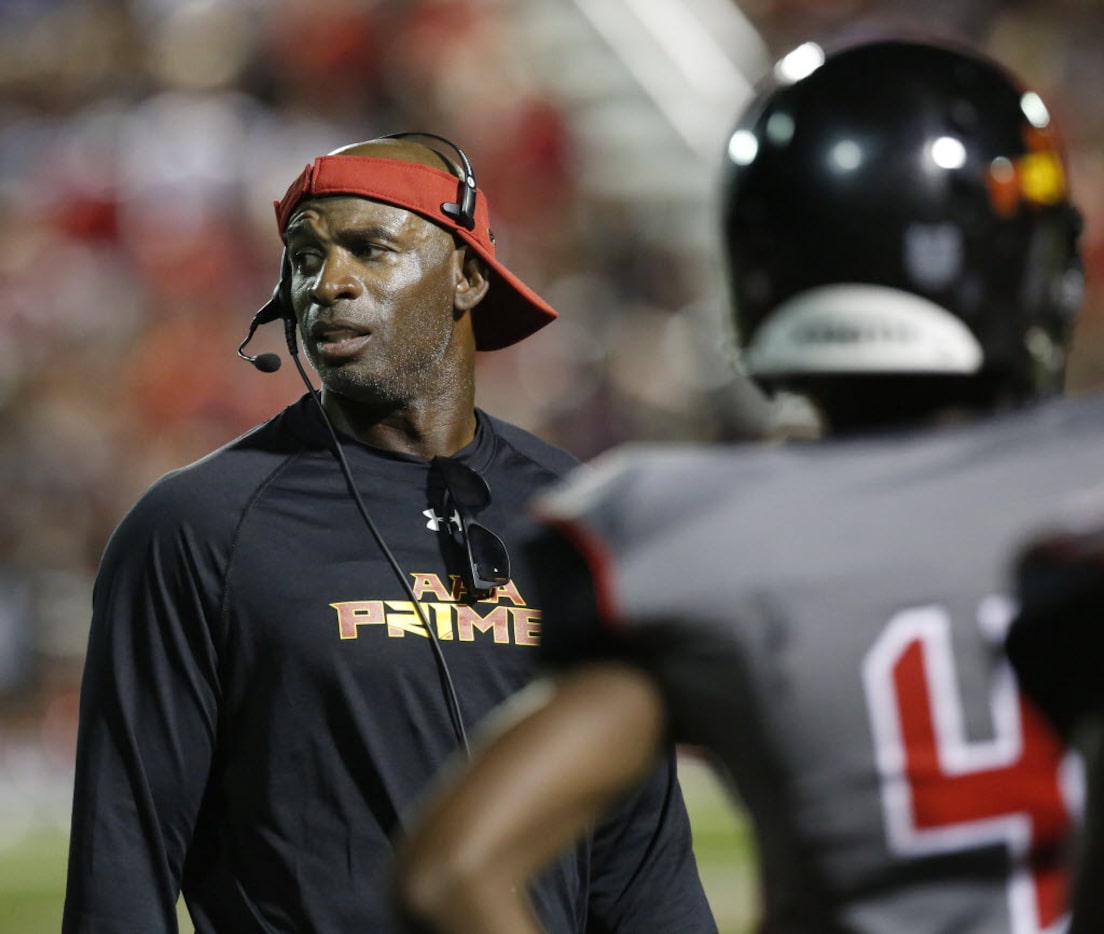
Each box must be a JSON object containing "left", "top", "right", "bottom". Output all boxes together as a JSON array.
[{"left": 423, "top": 508, "right": 461, "bottom": 532}]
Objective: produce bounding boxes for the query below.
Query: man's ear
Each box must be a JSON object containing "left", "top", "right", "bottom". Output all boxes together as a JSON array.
[{"left": 454, "top": 247, "right": 490, "bottom": 312}]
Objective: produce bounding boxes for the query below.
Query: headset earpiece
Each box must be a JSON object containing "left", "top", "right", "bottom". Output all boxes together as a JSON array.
[
  {"left": 380, "top": 131, "right": 478, "bottom": 231},
  {"left": 238, "top": 249, "right": 292, "bottom": 371},
  {"left": 254, "top": 249, "right": 294, "bottom": 324}
]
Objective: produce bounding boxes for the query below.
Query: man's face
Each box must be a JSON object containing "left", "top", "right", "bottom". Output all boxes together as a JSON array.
[{"left": 284, "top": 195, "right": 469, "bottom": 406}]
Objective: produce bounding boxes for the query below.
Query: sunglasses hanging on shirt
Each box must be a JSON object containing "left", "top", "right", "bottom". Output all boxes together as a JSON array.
[{"left": 433, "top": 456, "right": 511, "bottom": 600}]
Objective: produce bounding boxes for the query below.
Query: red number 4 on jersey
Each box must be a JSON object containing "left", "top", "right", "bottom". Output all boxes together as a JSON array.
[{"left": 863, "top": 596, "right": 1077, "bottom": 934}]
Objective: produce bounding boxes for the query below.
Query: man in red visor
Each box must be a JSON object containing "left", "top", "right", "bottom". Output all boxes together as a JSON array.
[{"left": 62, "top": 135, "right": 713, "bottom": 934}]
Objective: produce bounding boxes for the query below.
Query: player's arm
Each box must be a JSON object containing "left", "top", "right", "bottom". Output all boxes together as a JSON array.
[
  {"left": 393, "top": 661, "right": 668, "bottom": 934},
  {"left": 62, "top": 492, "right": 221, "bottom": 933}
]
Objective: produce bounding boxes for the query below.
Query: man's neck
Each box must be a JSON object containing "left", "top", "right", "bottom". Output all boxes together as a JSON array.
[{"left": 319, "top": 388, "right": 479, "bottom": 459}]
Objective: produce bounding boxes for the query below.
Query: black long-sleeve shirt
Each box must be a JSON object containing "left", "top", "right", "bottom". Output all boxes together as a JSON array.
[{"left": 63, "top": 393, "right": 713, "bottom": 933}]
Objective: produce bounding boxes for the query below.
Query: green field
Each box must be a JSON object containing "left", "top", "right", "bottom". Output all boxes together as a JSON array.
[
  {"left": 0, "top": 823, "right": 69, "bottom": 934},
  {"left": 1, "top": 755, "right": 758, "bottom": 933}
]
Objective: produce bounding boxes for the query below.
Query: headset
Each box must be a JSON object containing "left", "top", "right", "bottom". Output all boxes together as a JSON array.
[{"left": 236, "top": 132, "right": 489, "bottom": 755}]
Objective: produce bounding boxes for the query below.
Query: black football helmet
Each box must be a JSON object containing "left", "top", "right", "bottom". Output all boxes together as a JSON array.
[{"left": 722, "top": 38, "right": 1083, "bottom": 411}]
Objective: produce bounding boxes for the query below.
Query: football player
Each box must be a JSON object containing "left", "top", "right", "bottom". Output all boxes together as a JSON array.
[{"left": 393, "top": 37, "right": 1103, "bottom": 934}]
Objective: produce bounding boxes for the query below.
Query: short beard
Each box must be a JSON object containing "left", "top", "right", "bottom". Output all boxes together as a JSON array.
[{"left": 307, "top": 307, "right": 460, "bottom": 408}]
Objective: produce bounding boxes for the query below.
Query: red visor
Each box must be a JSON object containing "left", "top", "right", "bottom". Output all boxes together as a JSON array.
[{"left": 274, "top": 156, "right": 558, "bottom": 350}]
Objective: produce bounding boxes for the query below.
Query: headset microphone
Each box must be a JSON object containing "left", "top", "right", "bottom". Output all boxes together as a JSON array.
[
  {"left": 246, "top": 350, "right": 282, "bottom": 373},
  {"left": 237, "top": 318, "right": 284, "bottom": 373}
]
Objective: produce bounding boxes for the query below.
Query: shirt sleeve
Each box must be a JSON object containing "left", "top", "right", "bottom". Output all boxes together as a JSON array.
[
  {"left": 583, "top": 751, "right": 717, "bottom": 933},
  {"left": 1006, "top": 526, "right": 1104, "bottom": 740},
  {"left": 521, "top": 524, "right": 717, "bottom": 933},
  {"left": 63, "top": 486, "right": 223, "bottom": 933}
]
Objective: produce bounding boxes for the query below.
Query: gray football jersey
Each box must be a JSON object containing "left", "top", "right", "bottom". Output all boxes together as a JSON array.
[{"left": 533, "top": 392, "right": 1104, "bottom": 934}]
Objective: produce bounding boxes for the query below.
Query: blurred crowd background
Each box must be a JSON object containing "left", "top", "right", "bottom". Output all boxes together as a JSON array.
[{"left": 0, "top": 0, "right": 1103, "bottom": 888}]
